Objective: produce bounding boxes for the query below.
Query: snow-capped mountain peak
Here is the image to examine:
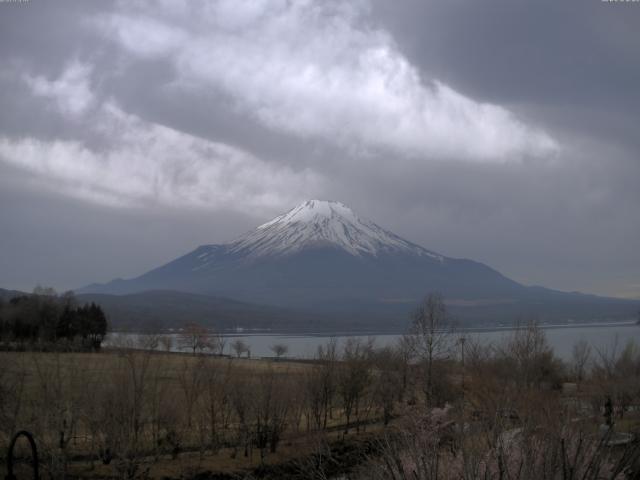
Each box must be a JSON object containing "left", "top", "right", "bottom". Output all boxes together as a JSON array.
[
  {"left": 257, "top": 200, "right": 358, "bottom": 228},
  {"left": 226, "top": 200, "right": 444, "bottom": 260}
]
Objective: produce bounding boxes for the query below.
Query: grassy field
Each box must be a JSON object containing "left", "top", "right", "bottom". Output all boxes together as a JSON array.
[
  {"left": 3, "top": 327, "right": 640, "bottom": 480},
  {"left": 0, "top": 348, "right": 391, "bottom": 479}
]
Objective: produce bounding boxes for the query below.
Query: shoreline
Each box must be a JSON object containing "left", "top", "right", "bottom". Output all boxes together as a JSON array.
[{"left": 111, "top": 319, "right": 639, "bottom": 338}]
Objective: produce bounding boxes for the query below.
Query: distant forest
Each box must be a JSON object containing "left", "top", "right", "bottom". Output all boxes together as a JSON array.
[{"left": 0, "top": 286, "right": 108, "bottom": 350}]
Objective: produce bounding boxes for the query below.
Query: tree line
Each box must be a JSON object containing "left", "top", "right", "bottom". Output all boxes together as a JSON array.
[{"left": 0, "top": 286, "right": 108, "bottom": 350}]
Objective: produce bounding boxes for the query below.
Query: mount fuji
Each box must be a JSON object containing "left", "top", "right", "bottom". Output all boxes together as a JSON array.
[{"left": 79, "top": 200, "right": 637, "bottom": 329}]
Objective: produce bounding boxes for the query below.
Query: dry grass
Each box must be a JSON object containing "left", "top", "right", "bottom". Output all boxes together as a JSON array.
[
  {"left": 0, "top": 349, "right": 384, "bottom": 479},
  {"left": 1, "top": 348, "right": 310, "bottom": 376}
]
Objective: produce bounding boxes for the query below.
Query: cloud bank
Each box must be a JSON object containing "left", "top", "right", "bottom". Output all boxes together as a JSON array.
[
  {"left": 1, "top": 61, "right": 321, "bottom": 213},
  {"left": 96, "top": 0, "right": 556, "bottom": 163}
]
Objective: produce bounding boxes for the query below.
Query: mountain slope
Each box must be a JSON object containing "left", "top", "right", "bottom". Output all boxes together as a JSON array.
[
  {"left": 80, "top": 200, "right": 521, "bottom": 302},
  {"left": 79, "top": 200, "right": 638, "bottom": 325}
]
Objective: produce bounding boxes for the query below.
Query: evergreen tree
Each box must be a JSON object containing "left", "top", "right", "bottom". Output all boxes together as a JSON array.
[{"left": 0, "top": 290, "right": 108, "bottom": 349}]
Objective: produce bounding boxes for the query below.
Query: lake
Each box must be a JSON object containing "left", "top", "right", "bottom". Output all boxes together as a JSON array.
[{"left": 109, "top": 322, "right": 640, "bottom": 362}]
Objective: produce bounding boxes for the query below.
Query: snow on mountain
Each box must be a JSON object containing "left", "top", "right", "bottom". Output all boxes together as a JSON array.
[{"left": 219, "top": 200, "right": 444, "bottom": 261}]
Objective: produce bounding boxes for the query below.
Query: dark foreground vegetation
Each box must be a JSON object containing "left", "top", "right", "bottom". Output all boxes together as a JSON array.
[
  {"left": 1, "top": 294, "right": 640, "bottom": 479},
  {"left": 0, "top": 287, "right": 108, "bottom": 351}
]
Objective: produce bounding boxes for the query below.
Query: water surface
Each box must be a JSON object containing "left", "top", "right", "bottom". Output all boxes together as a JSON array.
[{"left": 109, "top": 322, "right": 640, "bottom": 361}]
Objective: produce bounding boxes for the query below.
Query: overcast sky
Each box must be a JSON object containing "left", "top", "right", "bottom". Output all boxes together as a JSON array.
[{"left": 0, "top": 0, "right": 638, "bottom": 298}]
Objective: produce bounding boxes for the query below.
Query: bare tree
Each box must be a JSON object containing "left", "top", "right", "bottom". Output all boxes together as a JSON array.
[
  {"left": 593, "top": 338, "right": 640, "bottom": 421},
  {"left": 372, "top": 346, "right": 402, "bottom": 425},
  {"left": 337, "top": 337, "right": 373, "bottom": 434},
  {"left": 253, "top": 367, "right": 292, "bottom": 462},
  {"left": 231, "top": 339, "right": 248, "bottom": 358},
  {"left": 0, "top": 355, "right": 27, "bottom": 453},
  {"left": 410, "top": 293, "right": 452, "bottom": 404},
  {"left": 177, "top": 356, "right": 206, "bottom": 428},
  {"left": 145, "top": 354, "right": 172, "bottom": 459},
  {"left": 316, "top": 339, "right": 338, "bottom": 429},
  {"left": 178, "top": 323, "right": 213, "bottom": 355},
  {"left": 92, "top": 348, "right": 156, "bottom": 479},
  {"left": 593, "top": 335, "right": 621, "bottom": 380},
  {"left": 360, "top": 407, "right": 640, "bottom": 480},
  {"left": 136, "top": 333, "right": 160, "bottom": 351},
  {"left": 500, "top": 321, "right": 562, "bottom": 389},
  {"left": 571, "top": 339, "right": 592, "bottom": 382},
  {"left": 229, "top": 371, "right": 254, "bottom": 458},
  {"left": 270, "top": 343, "right": 288, "bottom": 360},
  {"left": 201, "top": 357, "right": 233, "bottom": 452},
  {"left": 30, "top": 353, "right": 89, "bottom": 478},
  {"left": 159, "top": 335, "right": 173, "bottom": 352},
  {"left": 395, "top": 335, "right": 414, "bottom": 402},
  {"left": 210, "top": 333, "right": 226, "bottom": 356},
  {"left": 304, "top": 369, "right": 321, "bottom": 431}
]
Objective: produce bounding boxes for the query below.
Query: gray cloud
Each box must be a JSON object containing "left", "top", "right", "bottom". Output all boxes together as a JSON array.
[
  {"left": 1, "top": 60, "right": 324, "bottom": 212},
  {"left": 0, "top": 0, "right": 638, "bottom": 299},
  {"left": 95, "top": 0, "right": 557, "bottom": 163},
  {"left": 369, "top": 0, "right": 640, "bottom": 149},
  {"left": 0, "top": 162, "right": 256, "bottom": 291}
]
